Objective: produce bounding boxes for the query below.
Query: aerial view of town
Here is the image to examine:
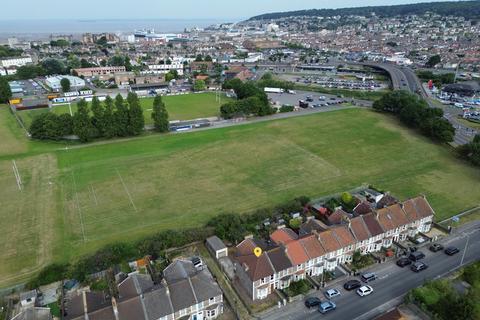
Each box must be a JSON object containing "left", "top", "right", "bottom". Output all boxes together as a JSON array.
[{"left": 0, "top": 0, "right": 479, "bottom": 319}]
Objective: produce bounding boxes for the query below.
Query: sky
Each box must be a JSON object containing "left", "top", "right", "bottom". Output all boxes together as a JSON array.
[{"left": 0, "top": 0, "right": 455, "bottom": 21}]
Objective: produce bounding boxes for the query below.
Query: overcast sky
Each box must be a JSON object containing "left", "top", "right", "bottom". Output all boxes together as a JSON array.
[{"left": 1, "top": 0, "right": 454, "bottom": 20}]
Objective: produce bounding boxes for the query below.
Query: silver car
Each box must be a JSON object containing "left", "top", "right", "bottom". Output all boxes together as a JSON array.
[{"left": 324, "top": 288, "right": 341, "bottom": 299}]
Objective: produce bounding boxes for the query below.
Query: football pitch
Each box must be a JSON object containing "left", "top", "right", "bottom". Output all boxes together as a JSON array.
[{"left": 1, "top": 107, "right": 480, "bottom": 287}]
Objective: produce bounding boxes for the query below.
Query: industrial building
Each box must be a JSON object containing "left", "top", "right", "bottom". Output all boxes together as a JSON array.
[{"left": 45, "top": 76, "right": 85, "bottom": 91}]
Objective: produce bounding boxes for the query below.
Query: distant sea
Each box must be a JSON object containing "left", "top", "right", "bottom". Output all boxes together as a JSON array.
[{"left": 0, "top": 18, "right": 230, "bottom": 41}]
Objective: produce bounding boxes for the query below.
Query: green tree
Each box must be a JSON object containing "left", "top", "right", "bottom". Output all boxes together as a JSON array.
[
  {"left": 426, "top": 55, "right": 441, "bottom": 68},
  {"left": 42, "top": 58, "right": 65, "bottom": 75},
  {"left": 165, "top": 70, "right": 179, "bottom": 82},
  {"left": 90, "top": 96, "right": 105, "bottom": 137},
  {"left": 126, "top": 92, "right": 144, "bottom": 135},
  {"left": 58, "top": 113, "right": 74, "bottom": 136},
  {"left": 289, "top": 218, "right": 302, "bottom": 230},
  {"left": 60, "top": 78, "right": 71, "bottom": 92},
  {"left": 103, "top": 96, "right": 116, "bottom": 138},
  {"left": 151, "top": 95, "right": 169, "bottom": 132},
  {"left": 195, "top": 54, "right": 203, "bottom": 62},
  {"left": 114, "top": 94, "right": 129, "bottom": 137},
  {"left": 193, "top": 79, "right": 206, "bottom": 91},
  {"left": 16, "top": 65, "right": 45, "bottom": 80},
  {"left": 204, "top": 55, "right": 213, "bottom": 62},
  {"left": 0, "top": 76, "right": 12, "bottom": 103},
  {"left": 341, "top": 192, "right": 353, "bottom": 205},
  {"left": 29, "top": 113, "right": 62, "bottom": 140},
  {"left": 73, "top": 99, "right": 95, "bottom": 142}
]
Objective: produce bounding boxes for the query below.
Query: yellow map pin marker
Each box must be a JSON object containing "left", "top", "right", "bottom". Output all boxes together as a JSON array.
[{"left": 254, "top": 247, "right": 262, "bottom": 257}]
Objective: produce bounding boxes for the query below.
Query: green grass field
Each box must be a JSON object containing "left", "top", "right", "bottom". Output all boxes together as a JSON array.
[
  {"left": 1, "top": 106, "right": 480, "bottom": 287},
  {"left": 15, "top": 92, "right": 231, "bottom": 128}
]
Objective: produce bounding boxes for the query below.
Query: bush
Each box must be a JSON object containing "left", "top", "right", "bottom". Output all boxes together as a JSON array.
[
  {"left": 285, "top": 279, "right": 311, "bottom": 297},
  {"left": 279, "top": 105, "right": 294, "bottom": 113},
  {"left": 27, "top": 263, "right": 70, "bottom": 289}
]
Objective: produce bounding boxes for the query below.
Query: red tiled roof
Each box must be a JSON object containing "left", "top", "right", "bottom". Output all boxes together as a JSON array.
[
  {"left": 298, "top": 235, "right": 325, "bottom": 259},
  {"left": 362, "top": 212, "right": 384, "bottom": 237},
  {"left": 270, "top": 228, "right": 298, "bottom": 245},
  {"left": 376, "top": 204, "right": 410, "bottom": 231},
  {"left": 317, "top": 230, "right": 342, "bottom": 253},
  {"left": 331, "top": 225, "right": 356, "bottom": 247},
  {"left": 235, "top": 253, "right": 275, "bottom": 281},
  {"left": 402, "top": 196, "right": 434, "bottom": 221},
  {"left": 349, "top": 216, "right": 371, "bottom": 241},
  {"left": 285, "top": 240, "right": 309, "bottom": 265},
  {"left": 327, "top": 209, "right": 349, "bottom": 225}
]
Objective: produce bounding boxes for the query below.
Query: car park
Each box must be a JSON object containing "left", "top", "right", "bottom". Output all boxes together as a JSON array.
[
  {"left": 356, "top": 285, "right": 373, "bottom": 297},
  {"left": 444, "top": 247, "right": 460, "bottom": 256},
  {"left": 343, "top": 280, "right": 362, "bottom": 291},
  {"left": 318, "top": 301, "right": 336, "bottom": 314},
  {"left": 304, "top": 297, "right": 322, "bottom": 308},
  {"left": 324, "top": 288, "right": 341, "bottom": 299},
  {"left": 408, "top": 251, "right": 425, "bottom": 261},
  {"left": 429, "top": 243, "right": 444, "bottom": 252},
  {"left": 411, "top": 261, "right": 428, "bottom": 272},
  {"left": 361, "top": 272, "right": 377, "bottom": 283},
  {"left": 396, "top": 257, "right": 412, "bottom": 267}
]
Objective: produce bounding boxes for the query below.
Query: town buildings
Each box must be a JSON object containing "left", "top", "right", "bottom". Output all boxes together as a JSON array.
[{"left": 233, "top": 195, "right": 435, "bottom": 300}]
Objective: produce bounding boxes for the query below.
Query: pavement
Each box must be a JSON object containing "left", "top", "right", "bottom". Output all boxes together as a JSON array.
[{"left": 259, "top": 220, "right": 480, "bottom": 320}]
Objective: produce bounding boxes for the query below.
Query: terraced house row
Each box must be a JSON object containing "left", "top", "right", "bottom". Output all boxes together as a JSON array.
[{"left": 233, "top": 195, "right": 435, "bottom": 300}]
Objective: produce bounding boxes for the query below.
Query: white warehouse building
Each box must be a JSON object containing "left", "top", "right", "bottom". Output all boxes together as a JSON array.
[{"left": 45, "top": 75, "right": 86, "bottom": 91}]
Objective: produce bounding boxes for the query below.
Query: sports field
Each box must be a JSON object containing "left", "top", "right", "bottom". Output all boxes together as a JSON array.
[
  {"left": 1, "top": 107, "right": 480, "bottom": 287},
  {"left": 15, "top": 92, "right": 231, "bottom": 128}
]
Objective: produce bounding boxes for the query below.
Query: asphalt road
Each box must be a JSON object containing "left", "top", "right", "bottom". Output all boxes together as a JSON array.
[{"left": 260, "top": 221, "right": 480, "bottom": 320}]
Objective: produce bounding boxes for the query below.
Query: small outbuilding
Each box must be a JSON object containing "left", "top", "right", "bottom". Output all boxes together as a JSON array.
[{"left": 206, "top": 236, "right": 228, "bottom": 259}]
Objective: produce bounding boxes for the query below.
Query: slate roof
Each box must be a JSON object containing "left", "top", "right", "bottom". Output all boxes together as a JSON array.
[
  {"left": 265, "top": 247, "right": 293, "bottom": 272},
  {"left": 143, "top": 286, "right": 174, "bottom": 319},
  {"left": 206, "top": 236, "right": 227, "bottom": 252},
  {"left": 118, "top": 273, "right": 154, "bottom": 300},
  {"left": 299, "top": 219, "right": 329, "bottom": 236}
]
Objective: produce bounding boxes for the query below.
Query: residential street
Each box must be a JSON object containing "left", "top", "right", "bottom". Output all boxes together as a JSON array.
[{"left": 260, "top": 221, "right": 480, "bottom": 320}]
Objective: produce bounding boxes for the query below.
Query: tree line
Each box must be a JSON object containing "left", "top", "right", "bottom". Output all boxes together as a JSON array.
[
  {"left": 249, "top": 1, "right": 480, "bottom": 22},
  {"left": 373, "top": 90, "right": 455, "bottom": 143},
  {"left": 30, "top": 93, "right": 169, "bottom": 143},
  {"left": 220, "top": 78, "right": 275, "bottom": 119}
]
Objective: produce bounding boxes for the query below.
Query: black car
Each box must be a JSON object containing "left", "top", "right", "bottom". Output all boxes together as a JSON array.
[
  {"left": 444, "top": 247, "right": 460, "bottom": 256},
  {"left": 305, "top": 297, "right": 322, "bottom": 308},
  {"left": 343, "top": 280, "right": 362, "bottom": 291},
  {"left": 396, "top": 257, "right": 412, "bottom": 267},
  {"left": 411, "top": 261, "right": 428, "bottom": 272},
  {"left": 429, "top": 243, "right": 444, "bottom": 252},
  {"left": 409, "top": 251, "right": 425, "bottom": 261}
]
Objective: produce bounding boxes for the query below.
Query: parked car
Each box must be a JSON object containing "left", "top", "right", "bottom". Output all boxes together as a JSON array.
[
  {"left": 409, "top": 251, "right": 425, "bottom": 261},
  {"left": 361, "top": 273, "right": 377, "bottom": 283},
  {"left": 306, "top": 96, "right": 314, "bottom": 102},
  {"left": 429, "top": 244, "right": 444, "bottom": 252},
  {"left": 324, "top": 288, "right": 341, "bottom": 299},
  {"left": 411, "top": 261, "right": 428, "bottom": 272},
  {"left": 356, "top": 285, "right": 373, "bottom": 297},
  {"left": 444, "top": 247, "right": 460, "bottom": 256},
  {"left": 344, "top": 280, "right": 362, "bottom": 291},
  {"left": 318, "top": 301, "right": 336, "bottom": 314},
  {"left": 304, "top": 297, "right": 322, "bottom": 308},
  {"left": 396, "top": 257, "right": 412, "bottom": 267}
]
